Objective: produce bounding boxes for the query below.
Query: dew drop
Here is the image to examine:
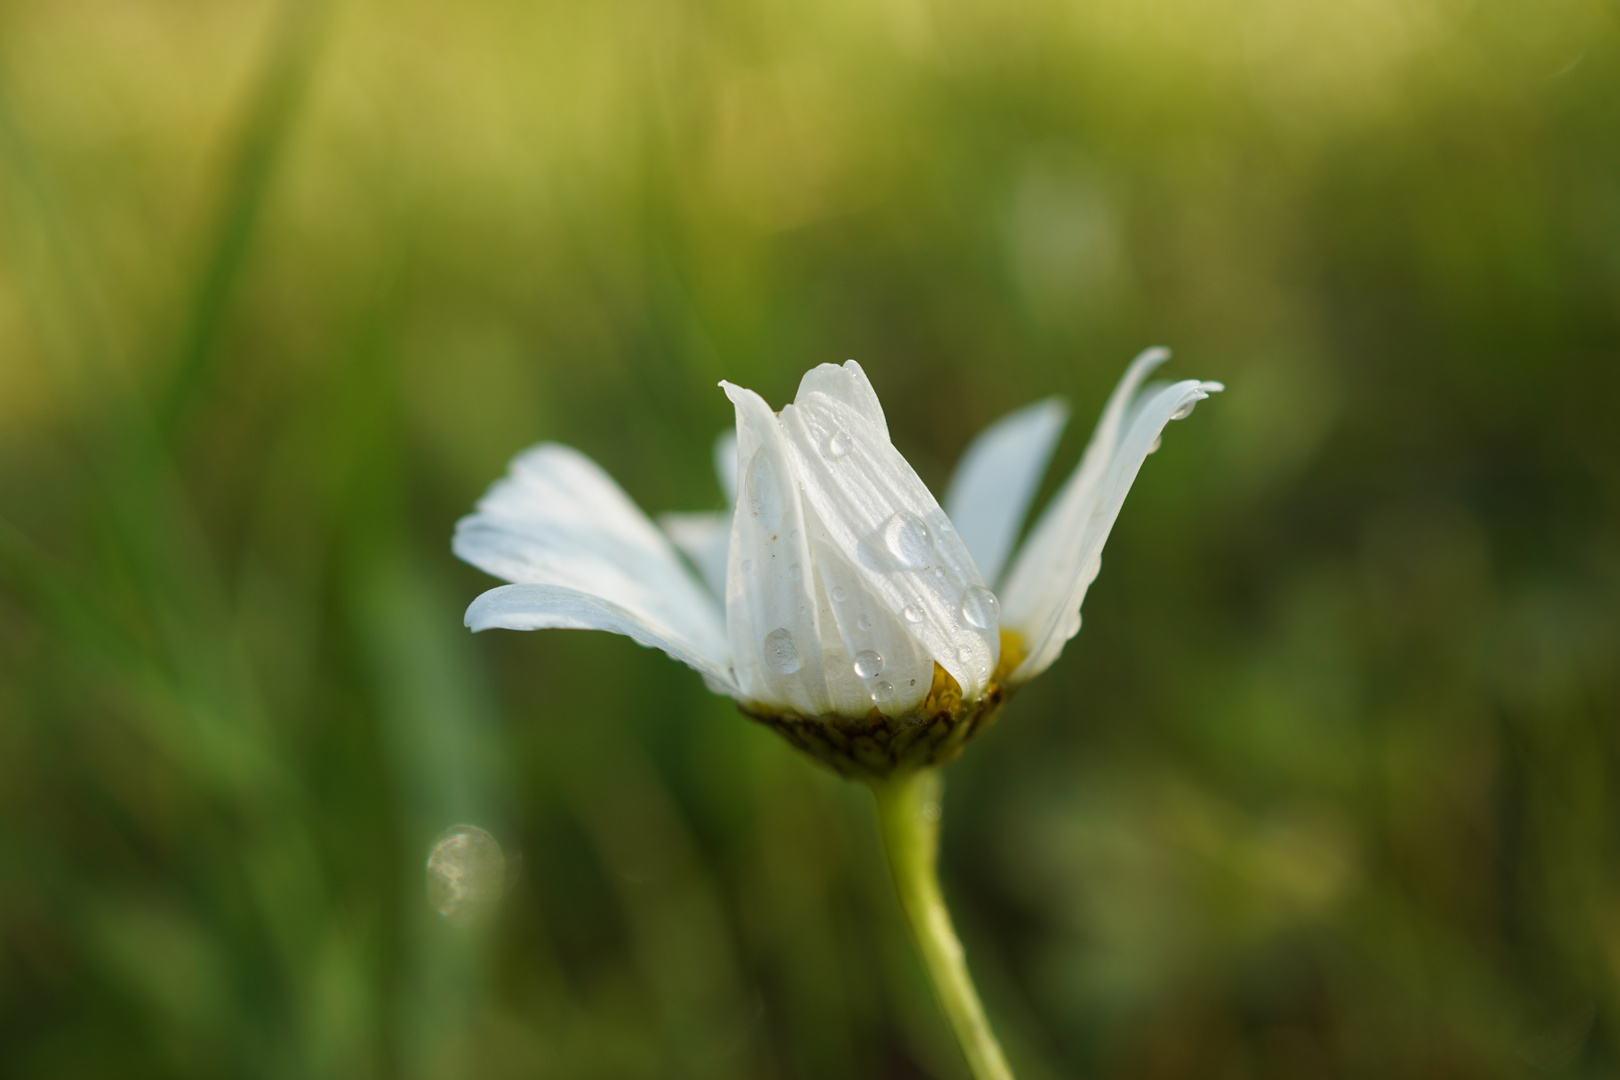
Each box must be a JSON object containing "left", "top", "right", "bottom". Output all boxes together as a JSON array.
[
  {"left": 745, "top": 449, "right": 784, "bottom": 531},
  {"left": 932, "top": 566, "right": 946, "bottom": 579},
  {"left": 427, "top": 825, "right": 506, "bottom": 923},
  {"left": 789, "top": 562, "right": 803, "bottom": 581},
  {"left": 826, "top": 429, "right": 852, "bottom": 459},
  {"left": 763, "top": 628, "right": 802, "bottom": 675},
  {"left": 902, "top": 603, "right": 924, "bottom": 624},
  {"left": 1170, "top": 398, "right": 1199, "bottom": 421},
  {"left": 882, "top": 512, "right": 934, "bottom": 569},
  {"left": 1146, "top": 434, "right": 1162, "bottom": 454},
  {"left": 853, "top": 650, "right": 884, "bottom": 678},
  {"left": 788, "top": 528, "right": 801, "bottom": 543},
  {"left": 872, "top": 680, "right": 895, "bottom": 702},
  {"left": 857, "top": 613, "right": 873, "bottom": 631},
  {"left": 831, "top": 585, "right": 849, "bottom": 603},
  {"left": 959, "top": 585, "right": 1000, "bottom": 630}
]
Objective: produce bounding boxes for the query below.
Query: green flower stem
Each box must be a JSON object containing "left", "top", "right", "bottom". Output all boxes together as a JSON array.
[{"left": 870, "top": 768, "right": 1015, "bottom": 1080}]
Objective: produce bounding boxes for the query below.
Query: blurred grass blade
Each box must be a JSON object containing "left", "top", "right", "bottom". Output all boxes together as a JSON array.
[
  {"left": 0, "top": 517, "right": 133, "bottom": 661},
  {"left": 0, "top": 75, "right": 113, "bottom": 395},
  {"left": 155, "top": 0, "right": 329, "bottom": 443}
]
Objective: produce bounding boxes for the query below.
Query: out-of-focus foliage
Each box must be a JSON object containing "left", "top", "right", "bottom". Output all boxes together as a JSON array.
[{"left": 1, "top": 0, "right": 1617, "bottom": 1075}]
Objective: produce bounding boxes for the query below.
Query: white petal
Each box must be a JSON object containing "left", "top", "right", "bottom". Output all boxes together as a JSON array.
[
  {"left": 806, "top": 560, "right": 875, "bottom": 720},
  {"left": 1002, "top": 375, "right": 1223, "bottom": 682},
  {"left": 803, "top": 502, "right": 935, "bottom": 717},
  {"left": 722, "top": 382, "right": 833, "bottom": 715},
  {"left": 713, "top": 429, "right": 739, "bottom": 505},
  {"left": 999, "top": 347, "right": 1169, "bottom": 632},
  {"left": 466, "top": 583, "right": 738, "bottom": 695},
  {"left": 944, "top": 397, "right": 1069, "bottom": 588},
  {"left": 659, "top": 511, "right": 730, "bottom": 600},
  {"left": 454, "top": 442, "right": 733, "bottom": 690},
  {"left": 1057, "top": 347, "right": 1171, "bottom": 524},
  {"left": 777, "top": 363, "right": 999, "bottom": 699},
  {"left": 794, "top": 359, "right": 889, "bottom": 441}
]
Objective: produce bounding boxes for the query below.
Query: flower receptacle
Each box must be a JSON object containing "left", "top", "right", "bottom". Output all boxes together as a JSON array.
[{"left": 739, "top": 631, "right": 1025, "bottom": 779}]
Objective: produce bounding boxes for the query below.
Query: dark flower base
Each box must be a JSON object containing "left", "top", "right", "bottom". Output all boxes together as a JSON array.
[{"left": 739, "top": 667, "right": 1013, "bottom": 780}]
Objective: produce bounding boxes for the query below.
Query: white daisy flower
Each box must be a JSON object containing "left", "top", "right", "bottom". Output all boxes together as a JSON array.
[{"left": 454, "top": 348, "right": 1220, "bottom": 776}]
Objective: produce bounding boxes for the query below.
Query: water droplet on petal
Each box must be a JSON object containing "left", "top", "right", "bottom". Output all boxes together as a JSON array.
[
  {"left": 857, "top": 613, "right": 873, "bottom": 631},
  {"left": 853, "top": 650, "right": 884, "bottom": 678},
  {"left": 763, "top": 627, "right": 802, "bottom": 674},
  {"left": 959, "top": 585, "right": 1000, "bottom": 630},
  {"left": 427, "top": 825, "right": 506, "bottom": 922},
  {"left": 1146, "top": 434, "right": 1162, "bottom": 454},
  {"left": 789, "top": 562, "right": 803, "bottom": 581},
  {"left": 902, "top": 604, "right": 923, "bottom": 624},
  {"left": 831, "top": 585, "right": 849, "bottom": 603},
  {"left": 882, "top": 512, "right": 933, "bottom": 569},
  {"left": 1170, "top": 397, "right": 1201, "bottom": 421},
  {"left": 788, "top": 528, "right": 801, "bottom": 543},
  {"left": 872, "top": 680, "right": 895, "bottom": 702},
  {"left": 745, "top": 449, "right": 784, "bottom": 531},
  {"left": 826, "top": 429, "right": 852, "bottom": 459}
]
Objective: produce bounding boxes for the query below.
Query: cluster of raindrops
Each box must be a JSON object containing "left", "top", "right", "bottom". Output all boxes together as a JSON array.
[
  {"left": 852, "top": 648, "right": 896, "bottom": 705},
  {"left": 739, "top": 477, "right": 1006, "bottom": 697},
  {"left": 426, "top": 824, "right": 507, "bottom": 924}
]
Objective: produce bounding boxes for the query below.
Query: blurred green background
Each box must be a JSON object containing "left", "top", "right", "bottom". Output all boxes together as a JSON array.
[{"left": 1, "top": 0, "right": 1617, "bottom": 1076}]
